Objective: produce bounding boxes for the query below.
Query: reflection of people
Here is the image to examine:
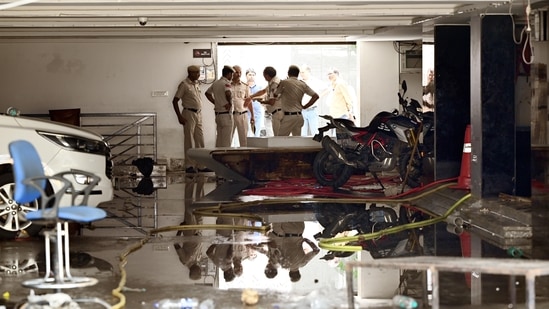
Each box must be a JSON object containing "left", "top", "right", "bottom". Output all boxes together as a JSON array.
[
  {"left": 205, "top": 65, "right": 235, "bottom": 147},
  {"left": 265, "top": 222, "right": 320, "bottom": 282},
  {"left": 275, "top": 65, "right": 319, "bottom": 136},
  {"left": 174, "top": 221, "right": 203, "bottom": 281},
  {"left": 206, "top": 243, "right": 236, "bottom": 282},
  {"left": 171, "top": 65, "right": 205, "bottom": 174},
  {"left": 327, "top": 68, "right": 355, "bottom": 120},
  {"left": 300, "top": 64, "right": 326, "bottom": 136},
  {"left": 422, "top": 69, "right": 435, "bottom": 113},
  {"left": 230, "top": 65, "right": 252, "bottom": 147},
  {"left": 250, "top": 67, "right": 281, "bottom": 136},
  {"left": 246, "top": 68, "right": 265, "bottom": 137},
  {"left": 184, "top": 174, "right": 205, "bottom": 223},
  {"left": 206, "top": 217, "right": 248, "bottom": 282},
  {"left": 184, "top": 174, "right": 205, "bottom": 203},
  {"left": 175, "top": 177, "right": 205, "bottom": 281}
]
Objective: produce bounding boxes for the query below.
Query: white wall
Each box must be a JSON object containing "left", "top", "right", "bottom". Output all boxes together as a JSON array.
[
  {"left": 2, "top": 40, "right": 406, "bottom": 165},
  {"left": 0, "top": 41, "right": 216, "bottom": 162},
  {"left": 357, "top": 41, "right": 402, "bottom": 126}
]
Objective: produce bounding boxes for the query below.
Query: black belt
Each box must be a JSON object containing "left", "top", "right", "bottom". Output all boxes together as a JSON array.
[
  {"left": 183, "top": 107, "right": 200, "bottom": 113},
  {"left": 271, "top": 231, "right": 302, "bottom": 237},
  {"left": 215, "top": 111, "right": 230, "bottom": 115},
  {"left": 233, "top": 111, "right": 247, "bottom": 115},
  {"left": 284, "top": 111, "right": 302, "bottom": 115},
  {"left": 272, "top": 108, "right": 282, "bottom": 115}
]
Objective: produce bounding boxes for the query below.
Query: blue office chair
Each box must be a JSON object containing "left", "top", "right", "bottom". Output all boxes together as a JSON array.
[{"left": 9, "top": 140, "right": 107, "bottom": 290}]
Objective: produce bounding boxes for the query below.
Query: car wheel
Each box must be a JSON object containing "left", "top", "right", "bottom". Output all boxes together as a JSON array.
[
  {"left": 0, "top": 172, "right": 43, "bottom": 239},
  {"left": 0, "top": 258, "right": 39, "bottom": 276}
]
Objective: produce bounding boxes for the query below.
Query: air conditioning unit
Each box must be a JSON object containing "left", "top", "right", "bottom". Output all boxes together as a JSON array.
[{"left": 400, "top": 46, "right": 422, "bottom": 73}]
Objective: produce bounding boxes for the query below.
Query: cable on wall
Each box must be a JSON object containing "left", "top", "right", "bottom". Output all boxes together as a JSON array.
[
  {"left": 199, "top": 42, "right": 217, "bottom": 85},
  {"left": 509, "top": 0, "right": 535, "bottom": 64}
]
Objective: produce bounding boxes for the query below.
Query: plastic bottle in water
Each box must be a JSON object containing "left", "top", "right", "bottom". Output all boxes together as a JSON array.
[
  {"left": 153, "top": 297, "right": 199, "bottom": 309},
  {"left": 392, "top": 295, "right": 418, "bottom": 309}
]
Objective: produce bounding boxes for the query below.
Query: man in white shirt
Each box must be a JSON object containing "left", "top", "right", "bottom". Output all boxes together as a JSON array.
[
  {"left": 300, "top": 64, "right": 326, "bottom": 136},
  {"left": 246, "top": 68, "right": 265, "bottom": 137}
]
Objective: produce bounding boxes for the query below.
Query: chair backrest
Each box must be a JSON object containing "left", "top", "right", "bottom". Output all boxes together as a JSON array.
[{"left": 9, "top": 140, "right": 47, "bottom": 204}]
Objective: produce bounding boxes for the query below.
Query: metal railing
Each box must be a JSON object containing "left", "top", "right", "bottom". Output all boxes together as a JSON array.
[
  {"left": 26, "top": 112, "right": 160, "bottom": 233},
  {"left": 80, "top": 112, "right": 157, "bottom": 165},
  {"left": 82, "top": 113, "right": 159, "bottom": 233}
]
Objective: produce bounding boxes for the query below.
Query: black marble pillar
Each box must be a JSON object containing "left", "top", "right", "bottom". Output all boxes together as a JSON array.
[
  {"left": 433, "top": 26, "right": 471, "bottom": 180},
  {"left": 532, "top": 148, "right": 549, "bottom": 260},
  {"left": 470, "top": 15, "right": 515, "bottom": 198}
]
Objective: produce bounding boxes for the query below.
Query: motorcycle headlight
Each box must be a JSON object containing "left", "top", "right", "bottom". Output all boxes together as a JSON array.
[{"left": 38, "top": 131, "right": 110, "bottom": 156}]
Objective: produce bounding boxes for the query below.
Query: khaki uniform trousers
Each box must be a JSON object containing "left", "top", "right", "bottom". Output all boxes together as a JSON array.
[
  {"left": 278, "top": 113, "right": 304, "bottom": 136},
  {"left": 232, "top": 111, "right": 249, "bottom": 147},
  {"left": 215, "top": 113, "right": 234, "bottom": 147},
  {"left": 182, "top": 109, "right": 205, "bottom": 168},
  {"left": 271, "top": 110, "right": 284, "bottom": 136}
]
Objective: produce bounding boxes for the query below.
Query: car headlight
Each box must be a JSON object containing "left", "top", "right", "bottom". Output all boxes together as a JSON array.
[
  {"left": 38, "top": 131, "right": 110, "bottom": 156},
  {"left": 73, "top": 173, "right": 95, "bottom": 185}
]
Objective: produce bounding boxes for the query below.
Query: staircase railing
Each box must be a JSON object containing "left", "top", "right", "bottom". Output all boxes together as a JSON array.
[{"left": 25, "top": 112, "right": 161, "bottom": 234}]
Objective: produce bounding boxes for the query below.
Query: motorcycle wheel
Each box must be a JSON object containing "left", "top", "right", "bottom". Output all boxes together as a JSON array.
[
  {"left": 398, "top": 148, "right": 423, "bottom": 188},
  {"left": 313, "top": 149, "right": 354, "bottom": 188}
]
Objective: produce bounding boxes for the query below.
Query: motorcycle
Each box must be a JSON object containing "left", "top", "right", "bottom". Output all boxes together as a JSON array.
[
  {"left": 312, "top": 80, "right": 433, "bottom": 188},
  {"left": 315, "top": 203, "right": 429, "bottom": 259}
]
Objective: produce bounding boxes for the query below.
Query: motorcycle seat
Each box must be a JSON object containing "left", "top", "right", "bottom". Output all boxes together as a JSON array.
[
  {"left": 347, "top": 125, "right": 370, "bottom": 133},
  {"left": 336, "top": 118, "right": 371, "bottom": 133}
]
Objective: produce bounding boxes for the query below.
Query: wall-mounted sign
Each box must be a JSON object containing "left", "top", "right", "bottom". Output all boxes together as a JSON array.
[{"left": 193, "top": 49, "right": 212, "bottom": 58}]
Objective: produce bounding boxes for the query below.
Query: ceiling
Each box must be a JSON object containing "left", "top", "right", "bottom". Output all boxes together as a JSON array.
[{"left": 0, "top": 0, "right": 547, "bottom": 42}]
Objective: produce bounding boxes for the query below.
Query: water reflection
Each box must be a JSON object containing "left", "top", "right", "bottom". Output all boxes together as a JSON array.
[
  {"left": 1, "top": 171, "right": 547, "bottom": 308},
  {"left": 266, "top": 222, "right": 320, "bottom": 282},
  {"left": 206, "top": 218, "right": 247, "bottom": 283},
  {"left": 174, "top": 221, "right": 203, "bottom": 281}
]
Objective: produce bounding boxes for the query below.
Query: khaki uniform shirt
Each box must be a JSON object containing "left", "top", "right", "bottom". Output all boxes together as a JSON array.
[
  {"left": 275, "top": 77, "right": 317, "bottom": 112},
  {"left": 231, "top": 81, "right": 250, "bottom": 113},
  {"left": 206, "top": 77, "right": 233, "bottom": 112},
  {"left": 265, "top": 76, "right": 282, "bottom": 113},
  {"left": 174, "top": 78, "right": 202, "bottom": 110}
]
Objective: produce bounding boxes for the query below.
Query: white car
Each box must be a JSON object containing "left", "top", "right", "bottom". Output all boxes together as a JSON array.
[{"left": 0, "top": 114, "right": 113, "bottom": 239}]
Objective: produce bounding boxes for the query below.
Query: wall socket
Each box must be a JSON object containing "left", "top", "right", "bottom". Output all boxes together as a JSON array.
[{"left": 151, "top": 90, "right": 169, "bottom": 97}]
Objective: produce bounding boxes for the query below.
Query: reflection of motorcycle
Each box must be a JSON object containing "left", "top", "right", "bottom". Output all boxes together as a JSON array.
[
  {"left": 316, "top": 203, "right": 427, "bottom": 259},
  {"left": 312, "top": 81, "right": 433, "bottom": 188}
]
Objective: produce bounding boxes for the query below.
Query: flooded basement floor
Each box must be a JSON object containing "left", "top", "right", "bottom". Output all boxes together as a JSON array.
[{"left": 1, "top": 172, "right": 548, "bottom": 309}]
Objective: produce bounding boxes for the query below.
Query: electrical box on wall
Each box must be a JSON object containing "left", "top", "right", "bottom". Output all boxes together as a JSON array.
[
  {"left": 400, "top": 47, "right": 422, "bottom": 73},
  {"left": 534, "top": 9, "right": 548, "bottom": 41},
  {"left": 199, "top": 66, "right": 216, "bottom": 82}
]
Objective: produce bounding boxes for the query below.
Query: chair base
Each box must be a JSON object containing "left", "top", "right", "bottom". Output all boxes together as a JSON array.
[
  {"left": 21, "top": 222, "right": 100, "bottom": 290},
  {"left": 22, "top": 276, "right": 98, "bottom": 290}
]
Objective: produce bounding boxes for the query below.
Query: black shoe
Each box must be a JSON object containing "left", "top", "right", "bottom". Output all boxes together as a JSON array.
[
  {"left": 185, "top": 167, "right": 197, "bottom": 173},
  {"left": 198, "top": 168, "right": 213, "bottom": 173}
]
